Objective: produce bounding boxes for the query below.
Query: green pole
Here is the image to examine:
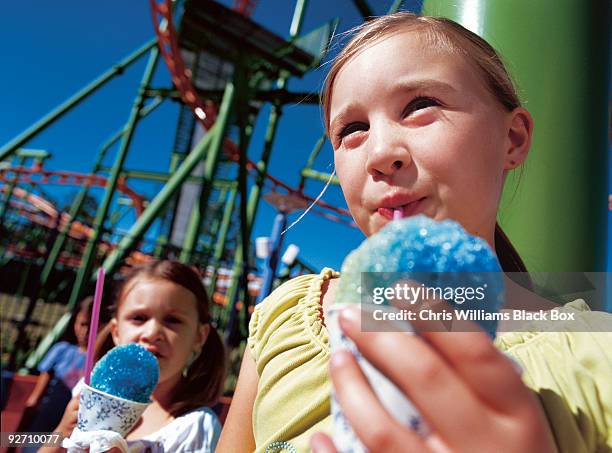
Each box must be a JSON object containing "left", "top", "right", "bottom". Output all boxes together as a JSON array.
[
  {"left": 0, "top": 39, "right": 157, "bottom": 162},
  {"left": 299, "top": 134, "right": 326, "bottom": 186},
  {"left": 221, "top": 0, "right": 311, "bottom": 326},
  {"left": 99, "top": 96, "right": 165, "bottom": 154},
  {"left": 220, "top": 103, "right": 283, "bottom": 327},
  {"left": 101, "top": 129, "right": 217, "bottom": 275},
  {"left": 195, "top": 189, "right": 228, "bottom": 263},
  {"left": 208, "top": 186, "right": 238, "bottom": 295},
  {"left": 300, "top": 169, "right": 339, "bottom": 185},
  {"left": 180, "top": 82, "right": 236, "bottom": 263},
  {"left": 352, "top": 0, "right": 374, "bottom": 18},
  {"left": 0, "top": 154, "right": 27, "bottom": 224},
  {"left": 289, "top": 0, "right": 308, "bottom": 38},
  {"left": 40, "top": 141, "right": 111, "bottom": 287},
  {"left": 422, "top": 0, "right": 609, "bottom": 278},
  {"left": 37, "top": 96, "right": 166, "bottom": 290},
  {"left": 67, "top": 47, "right": 161, "bottom": 308},
  {"left": 205, "top": 188, "right": 228, "bottom": 240},
  {"left": 387, "top": 0, "right": 403, "bottom": 14}
]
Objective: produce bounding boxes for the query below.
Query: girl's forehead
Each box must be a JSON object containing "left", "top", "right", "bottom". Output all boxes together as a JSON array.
[
  {"left": 330, "top": 31, "right": 491, "bottom": 113},
  {"left": 337, "top": 32, "right": 466, "bottom": 87},
  {"left": 119, "top": 278, "right": 198, "bottom": 312},
  {"left": 76, "top": 310, "right": 89, "bottom": 319}
]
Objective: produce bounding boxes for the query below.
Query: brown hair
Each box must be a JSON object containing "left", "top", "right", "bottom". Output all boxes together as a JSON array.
[
  {"left": 96, "top": 260, "right": 226, "bottom": 417},
  {"left": 321, "top": 12, "right": 528, "bottom": 273},
  {"left": 62, "top": 296, "right": 94, "bottom": 344}
]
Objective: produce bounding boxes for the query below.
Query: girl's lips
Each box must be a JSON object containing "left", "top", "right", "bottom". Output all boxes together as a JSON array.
[
  {"left": 143, "top": 345, "right": 164, "bottom": 359},
  {"left": 377, "top": 197, "right": 426, "bottom": 220}
]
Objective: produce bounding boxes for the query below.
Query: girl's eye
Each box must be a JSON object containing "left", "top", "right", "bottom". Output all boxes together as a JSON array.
[
  {"left": 130, "top": 315, "right": 146, "bottom": 323},
  {"left": 337, "top": 122, "right": 368, "bottom": 143},
  {"left": 402, "top": 96, "right": 440, "bottom": 116}
]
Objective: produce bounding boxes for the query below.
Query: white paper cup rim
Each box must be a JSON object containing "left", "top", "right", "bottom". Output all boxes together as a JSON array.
[{"left": 82, "top": 383, "right": 151, "bottom": 407}]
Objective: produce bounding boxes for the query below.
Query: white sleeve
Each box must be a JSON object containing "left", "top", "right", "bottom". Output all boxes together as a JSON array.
[{"left": 136, "top": 407, "right": 222, "bottom": 453}]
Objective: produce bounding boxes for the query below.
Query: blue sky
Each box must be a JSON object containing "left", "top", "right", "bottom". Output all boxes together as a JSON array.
[
  {"left": 1, "top": 0, "right": 610, "bottom": 274},
  {"left": 1, "top": 0, "right": 407, "bottom": 272}
]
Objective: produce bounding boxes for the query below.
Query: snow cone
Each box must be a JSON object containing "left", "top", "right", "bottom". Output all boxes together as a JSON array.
[
  {"left": 329, "top": 215, "right": 505, "bottom": 452},
  {"left": 77, "top": 343, "right": 159, "bottom": 437}
]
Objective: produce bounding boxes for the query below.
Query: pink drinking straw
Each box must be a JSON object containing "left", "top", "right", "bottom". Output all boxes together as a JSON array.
[
  {"left": 393, "top": 209, "right": 403, "bottom": 221},
  {"left": 84, "top": 267, "right": 105, "bottom": 385}
]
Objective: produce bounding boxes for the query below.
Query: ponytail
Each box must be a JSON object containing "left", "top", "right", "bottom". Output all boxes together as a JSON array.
[{"left": 494, "top": 222, "right": 533, "bottom": 290}]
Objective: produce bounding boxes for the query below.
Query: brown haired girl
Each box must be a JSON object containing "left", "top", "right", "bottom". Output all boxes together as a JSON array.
[
  {"left": 44, "top": 260, "right": 226, "bottom": 453},
  {"left": 219, "top": 12, "right": 612, "bottom": 453}
]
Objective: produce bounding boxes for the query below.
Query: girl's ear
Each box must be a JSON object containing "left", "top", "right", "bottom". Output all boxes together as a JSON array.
[
  {"left": 195, "top": 323, "right": 210, "bottom": 351},
  {"left": 109, "top": 318, "right": 120, "bottom": 345},
  {"left": 504, "top": 107, "right": 533, "bottom": 170}
]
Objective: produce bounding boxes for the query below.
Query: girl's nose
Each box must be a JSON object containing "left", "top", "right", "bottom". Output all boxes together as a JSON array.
[
  {"left": 365, "top": 123, "right": 412, "bottom": 177},
  {"left": 140, "top": 319, "right": 163, "bottom": 344}
]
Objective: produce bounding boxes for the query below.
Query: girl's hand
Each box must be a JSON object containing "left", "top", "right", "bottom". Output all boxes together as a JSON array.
[
  {"left": 55, "top": 395, "right": 80, "bottom": 437},
  {"left": 311, "top": 306, "right": 557, "bottom": 453},
  {"left": 38, "top": 396, "right": 80, "bottom": 453}
]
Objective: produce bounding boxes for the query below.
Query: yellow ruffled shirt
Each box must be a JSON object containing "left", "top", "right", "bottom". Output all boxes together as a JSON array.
[{"left": 247, "top": 268, "right": 612, "bottom": 453}]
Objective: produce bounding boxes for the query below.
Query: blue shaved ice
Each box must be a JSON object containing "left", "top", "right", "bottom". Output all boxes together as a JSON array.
[
  {"left": 90, "top": 343, "right": 159, "bottom": 403},
  {"left": 336, "top": 215, "right": 504, "bottom": 337}
]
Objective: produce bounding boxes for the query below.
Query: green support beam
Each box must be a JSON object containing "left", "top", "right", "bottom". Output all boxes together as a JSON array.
[
  {"left": 0, "top": 149, "right": 51, "bottom": 224},
  {"left": 289, "top": 0, "right": 308, "bottom": 38},
  {"left": 144, "top": 88, "right": 320, "bottom": 105},
  {"left": 422, "top": 0, "right": 609, "bottom": 279},
  {"left": 15, "top": 149, "right": 53, "bottom": 160},
  {"left": 220, "top": 102, "right": 283, "bottom": 326},
  {"left": 352, "top": 0, "right": 374, "bottom": 19},
  {"left": 300, "top": 168, "right": 340, "bottom": 185},
  {"left": 101, "top": 127, "right": 218, "bottom": 275},
  {"left": 207, "top": 186, "right": 238, "bottom": 295},
  {"left": 387, "top": 0, "right": 403, "bottom": 14},
  {"left": 37, "top": 96, "right": 166, "bottom": 291},
  {"left": 98, "top": 96, "right": 165, "bottom": 156},
  {"left": 67, "top": 47, "right": 161, "bottom": 309},
  {"left": 0, "top": 154, "right": 27, "bottom": 224},
  {"left": 96, "top": 167, "right": 238, "bottom": 186},
  {"left": 222, "top": 0, "right": 311, "bottom": 327},
  {"left": 180, "top": 82, "right": 236, "bottom": 263},
  {"left": 0, "top": 39, "right": 157, "bottom": 162}
]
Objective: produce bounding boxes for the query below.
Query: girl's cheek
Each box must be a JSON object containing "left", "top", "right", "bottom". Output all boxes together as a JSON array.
[{"left": 116, "top": 323, "right": 138, "bottom": 344}]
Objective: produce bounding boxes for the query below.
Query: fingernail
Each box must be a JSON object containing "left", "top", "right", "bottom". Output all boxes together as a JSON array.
[
  {"left": 339, "top": 306, "right": 359, "bottom": 330},
  {"left": 330, "top": 350, "right": 351, "bottom": 369}
]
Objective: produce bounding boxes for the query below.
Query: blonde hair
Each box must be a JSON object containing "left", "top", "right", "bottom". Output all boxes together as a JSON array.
[
  {"left": 321, "top": 12, "right": 529, "bottom": 274},
  {"left": 321, "top": 12, "right": 521, "bottom": 138}
]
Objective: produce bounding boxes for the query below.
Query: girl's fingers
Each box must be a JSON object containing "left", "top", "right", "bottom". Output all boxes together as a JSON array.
[
  {"left": 404, "top": 289, "right": 529, "bottom": 412},
  {"left": 330, "top": 350, "right": 427, "bottom": 453},
  {"left": 310, "top": 432, "right": 338, "bottom": 453},
  {"left": 387, "top": 282, "right": 530, "bottom": 412},
  {"left": 338, "top": 307, "right": 488, "bottom": 448},
  {"left": 418, "top": 330, "right": 529, "bottom": 413}
]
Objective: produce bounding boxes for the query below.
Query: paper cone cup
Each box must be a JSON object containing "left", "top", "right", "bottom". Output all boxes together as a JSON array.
[{"left": 77, "top": 384, "right": 149, "bottom": 437}]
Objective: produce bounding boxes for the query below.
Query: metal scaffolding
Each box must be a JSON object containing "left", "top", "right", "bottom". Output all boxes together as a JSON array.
[{"left": 0, "top": 0, "right": 383, "bottom": 370}]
